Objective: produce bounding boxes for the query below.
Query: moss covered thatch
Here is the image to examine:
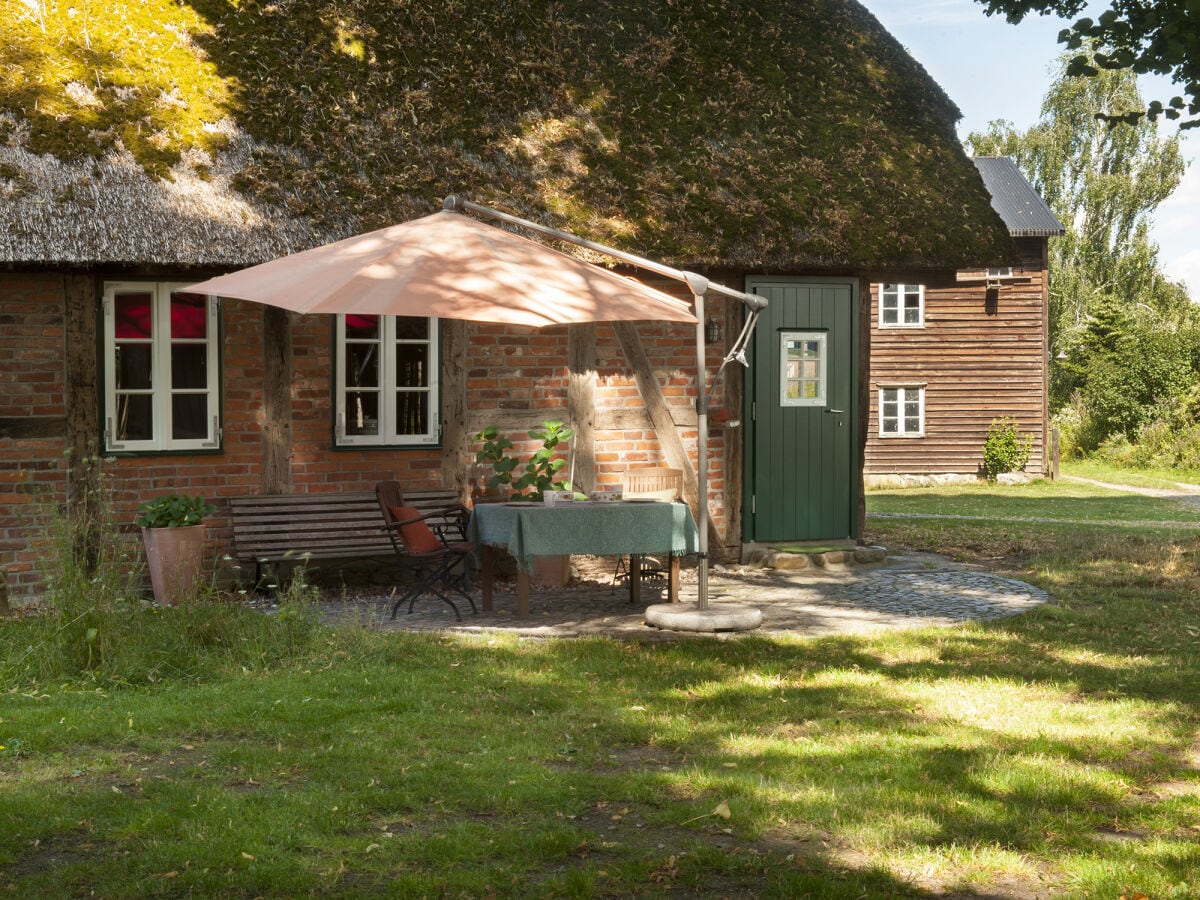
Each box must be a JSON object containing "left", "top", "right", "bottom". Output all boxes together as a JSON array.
[{"left": 0, "top": 0, "right": 1013, "bottom": 269}]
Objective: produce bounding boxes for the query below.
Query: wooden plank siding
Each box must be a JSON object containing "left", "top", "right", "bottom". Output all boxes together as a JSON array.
[{"left": 865, "top": 237, "right": 1049, "bottom": 479}]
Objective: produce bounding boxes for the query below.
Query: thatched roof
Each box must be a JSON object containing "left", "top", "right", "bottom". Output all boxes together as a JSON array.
[{"left": 0, "top": 0, "right": 1014, "bottom": 271}]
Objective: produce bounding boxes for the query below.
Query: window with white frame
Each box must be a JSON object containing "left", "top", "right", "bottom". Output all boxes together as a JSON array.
[
  {"left": 878, "top": 386, "right": 924, "bottom": 437},
  {"left": 103, "top": 282, "right": 221, "bottom": 452},
  {"left": 335, "top": 315, "right": 439, "bottom": 446},
  {"left": 879, "top": 283, "right": 924, "bottom": 327},
  {"left": 780, "top": 331, "right": 827, "bottom": 406}
]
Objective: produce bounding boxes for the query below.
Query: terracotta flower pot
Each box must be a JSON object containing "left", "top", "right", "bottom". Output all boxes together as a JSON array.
[
  {"left": 141, "top": 524, "right": 206, "bottom": 606},
  {"left": 531, "top": 554, "right": 570, "bottom": 587}
]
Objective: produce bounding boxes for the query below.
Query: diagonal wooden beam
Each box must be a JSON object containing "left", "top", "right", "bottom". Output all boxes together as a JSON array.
[{"left": 612, "top": 321, "right": 722, "bottom": 551}]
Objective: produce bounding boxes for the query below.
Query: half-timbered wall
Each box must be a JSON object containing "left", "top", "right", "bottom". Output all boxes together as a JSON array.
[
  {"left": 864, "top": 237, "right": 1048, "bottom": 482},
  {"left": 0, "top": 272, "right": 733, "bottom": 600}
]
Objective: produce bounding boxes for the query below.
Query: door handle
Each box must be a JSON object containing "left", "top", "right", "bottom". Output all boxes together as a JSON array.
[{"left": 825, "top": 408, "right": 844, "bottom": 414}]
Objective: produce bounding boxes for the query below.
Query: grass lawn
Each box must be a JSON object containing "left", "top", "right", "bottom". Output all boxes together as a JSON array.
[{"left": 2, "top": 479, "right": 1199, "bottom": 897}]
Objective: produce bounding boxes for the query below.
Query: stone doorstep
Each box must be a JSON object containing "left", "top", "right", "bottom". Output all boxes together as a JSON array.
[{"left": 745, "top": 544, "right": 888, "bottom": 572}]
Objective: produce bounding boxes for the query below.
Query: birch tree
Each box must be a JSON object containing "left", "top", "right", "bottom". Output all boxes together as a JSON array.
[{"left": 967, "top": 56, "right": 1187, "bottom": 375}]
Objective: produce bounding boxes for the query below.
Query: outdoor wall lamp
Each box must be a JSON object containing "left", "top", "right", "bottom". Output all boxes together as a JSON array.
[{"left": 705, "top": 315, "right": 721, "bottom": 344}]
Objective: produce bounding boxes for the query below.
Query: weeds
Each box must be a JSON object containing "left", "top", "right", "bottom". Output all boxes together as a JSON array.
[{"left": 0, "top": 474, "right": 321, "bottom": 690}]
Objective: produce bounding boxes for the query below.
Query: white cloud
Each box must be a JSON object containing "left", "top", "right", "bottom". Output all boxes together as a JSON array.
[{"left": 1161, "top": 248, "right": 1200, "bottom": 300}]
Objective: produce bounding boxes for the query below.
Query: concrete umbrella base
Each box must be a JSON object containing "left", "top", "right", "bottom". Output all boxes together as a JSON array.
[{"left": 644, "top": 602, "right": 763, "bottom": 633}]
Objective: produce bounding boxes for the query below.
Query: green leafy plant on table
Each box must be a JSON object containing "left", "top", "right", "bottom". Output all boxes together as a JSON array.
[{"left": 473, "top": 420, "right": 574, "bottom": 501}]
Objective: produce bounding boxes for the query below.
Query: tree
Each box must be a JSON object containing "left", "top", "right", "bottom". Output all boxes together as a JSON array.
[
  {"left": 968, "top": 56, "right": 1186, "bottom": 356},
  {"left": 967, "top": 55, "right": 1196, "bottom": 448},
  {"left": 974, "top": 0, "right": 1200, "bottom": 128}
]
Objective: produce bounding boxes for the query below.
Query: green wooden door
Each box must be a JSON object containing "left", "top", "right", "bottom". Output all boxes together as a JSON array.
[{"left": 744, "top": 279, "right": 857, "bottom": 542}]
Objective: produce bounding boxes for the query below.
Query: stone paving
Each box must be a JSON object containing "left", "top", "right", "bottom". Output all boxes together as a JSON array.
[{"left": 310, "top": 551, "right": 1050, "bottom": 641}]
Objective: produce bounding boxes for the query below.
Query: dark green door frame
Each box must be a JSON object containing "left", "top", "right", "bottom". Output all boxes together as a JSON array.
[{"left": 743, "top": 277, "right": 859, "bottom": 543}]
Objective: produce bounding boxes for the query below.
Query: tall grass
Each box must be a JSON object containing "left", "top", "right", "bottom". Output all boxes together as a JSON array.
[{"left": 0, "top": 480, "right": 321, "bottom": 689}]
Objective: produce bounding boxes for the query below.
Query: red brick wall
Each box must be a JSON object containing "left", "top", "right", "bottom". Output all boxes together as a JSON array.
[{"left": 0, "top": 274, "right": 71, "bottom": 597}]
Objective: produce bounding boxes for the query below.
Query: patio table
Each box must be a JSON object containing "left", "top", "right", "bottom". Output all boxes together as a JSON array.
[{"left": 468, "top": 500, "right": 700, "bottom": 616}]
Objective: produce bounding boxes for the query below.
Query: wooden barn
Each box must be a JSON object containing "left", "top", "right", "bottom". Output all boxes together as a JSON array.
[
  {"left": 0, "top": 0, "right": 1021, "bottom": 601},
  {"left": 863, "top": 156, "right": 1066, "bottom": 486}
]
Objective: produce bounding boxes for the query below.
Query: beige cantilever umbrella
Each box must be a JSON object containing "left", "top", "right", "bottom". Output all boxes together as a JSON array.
[
  {"left": 186, "top": 208, "right": 698, "bottom": 326},
  {"left": 187, "top": 198, "right": 766, "bottom": 620}
]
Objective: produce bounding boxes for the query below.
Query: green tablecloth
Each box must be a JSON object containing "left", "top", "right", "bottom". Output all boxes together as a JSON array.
[{"left": 468, "top": 501, "right": 699, "bottom": 572}]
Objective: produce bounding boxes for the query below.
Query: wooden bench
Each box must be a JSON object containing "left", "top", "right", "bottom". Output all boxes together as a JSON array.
[{"left": 228, "top": 489, "right": 463, "bottom": 587}]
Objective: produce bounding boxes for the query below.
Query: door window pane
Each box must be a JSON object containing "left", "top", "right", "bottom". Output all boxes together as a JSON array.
[{"left": 780, "top": 332, "right": 826, "bottom": 407}]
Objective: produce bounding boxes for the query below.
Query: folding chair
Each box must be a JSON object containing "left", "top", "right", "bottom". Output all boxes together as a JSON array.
[
  {"left": 376, "top": 482, "right": 477, "bottom": 621},
  {"left": 612, "top": 467, "right": 683, "bottom": 590}
]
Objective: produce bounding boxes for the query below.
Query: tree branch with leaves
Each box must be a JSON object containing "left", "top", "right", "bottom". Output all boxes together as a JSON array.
[{"left": 974, "top": 0, "right": 1200, "bottom": 128}]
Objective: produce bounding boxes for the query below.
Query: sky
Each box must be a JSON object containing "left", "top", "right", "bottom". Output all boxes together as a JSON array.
[{"left": 860, "top": 0, "right": 1200, "bottom": 299}]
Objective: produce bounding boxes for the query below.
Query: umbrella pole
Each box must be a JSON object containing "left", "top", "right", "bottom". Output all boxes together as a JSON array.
[{"left": 691, "top": 285, "right": 710, "bottom": 611}]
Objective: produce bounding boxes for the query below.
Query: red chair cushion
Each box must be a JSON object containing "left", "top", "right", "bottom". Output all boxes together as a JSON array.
[{"left": 389, "top": 505, "right": 444, "bottom": 554}]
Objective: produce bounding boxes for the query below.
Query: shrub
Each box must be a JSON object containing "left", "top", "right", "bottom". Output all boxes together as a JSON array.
[{"left": 982, "top": 417, "right": 1034, "bottom": 481}]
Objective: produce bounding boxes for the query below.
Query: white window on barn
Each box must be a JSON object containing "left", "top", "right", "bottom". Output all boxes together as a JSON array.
[
  {"left": 779, "top": 331, "right": 827, "bottom": 407},
  {"left": 102, "top": 282, "right": 221, "bottom": 453},
  {"left": 879, "top": 283, "right": 924, "bottom": 327},
  {"left": 878, "top": 386, "right": 924, "bottom": 437},
  {"left": 335, "top": 315, "right": 439, "bottom": 446}
]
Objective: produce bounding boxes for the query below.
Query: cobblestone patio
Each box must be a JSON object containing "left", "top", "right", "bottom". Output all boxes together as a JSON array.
[{"left": 304, "top": 551, "right": 1050, "bottom": 641}]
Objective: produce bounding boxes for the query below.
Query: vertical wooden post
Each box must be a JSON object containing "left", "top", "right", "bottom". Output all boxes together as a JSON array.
[
  {"left": 63, "top": 274, "right": 100, "bottom": 571},
  {"left": 1051, "top": 426, "right": 1060, "bottom": 480},
  {"left": 856, "top": 276, "right": 871, "bottom": 543},
  {"left": 567, "top": 324, "right": 596, "bottom": 495},
  {"left": 261, "top": 306, "right": 293, "bottom": 494},
  {"left": 722, "top": 295, "right": 744, "bottom": 560},
  {"left": 440, "top": 320, "right": 469, "bottom": 500}
]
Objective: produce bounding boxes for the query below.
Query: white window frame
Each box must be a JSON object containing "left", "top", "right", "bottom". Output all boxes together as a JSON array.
[
  {"left": 878, "top": 385, "right": 925, "bottom": 437},
  {"left": 779, "top": 331, "right": 827, "bottom": 407},
  {"left": 335, "top": 315, "right": 439, "bottom": 447},
  {"left": 879, "top": 283, "right": 925, "bottom": 328},
  {"left": 102, "top": 282, "right": 221, "bottom": 453}
]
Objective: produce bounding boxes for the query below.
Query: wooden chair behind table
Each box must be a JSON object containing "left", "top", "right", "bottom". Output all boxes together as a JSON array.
[
  {"left": 375, "top": 481, "right": 477, "bottom": 621},
  {"left": 612, "top": 467, "right": 684, "bottom": 590}
]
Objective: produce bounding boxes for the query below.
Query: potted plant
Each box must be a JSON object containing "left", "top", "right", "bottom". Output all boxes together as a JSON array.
[
  {"left": 136, "top": 494, "right": 215, "bottom": 606},
  {"left": 473, "top": 420, "right": 575, "bottom": 502},
  {"left": 473, "top": 420, "right": 575, "bottom": 585}
]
